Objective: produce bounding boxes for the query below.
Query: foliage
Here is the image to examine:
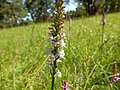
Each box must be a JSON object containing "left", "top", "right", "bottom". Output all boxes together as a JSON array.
[
  {"left": 25, "top": 0, "right": 51, "bottom": 22},
  {"left": 75, "top": 0, "right": 120, "bottom": 16},
  {"left": 0, "top": 0, "right": 27, "bottom": 28},
  {"left": 0, "top": 0, "right": 120, "bottom": 28},
  {"left": 75, "top": 6, "right": 87, "bottom": 17}
]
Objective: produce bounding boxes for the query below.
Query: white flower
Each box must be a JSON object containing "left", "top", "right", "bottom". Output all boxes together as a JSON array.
[
  {"left": 52, "top": 41, "right": 59, "bottom": 46},
  {"left": 46, "top": 48, "right": 53, "bottom": 53},
  {"left": 60, "top": 32, "right": 66, "bottom": 38},
  {"left": 62, "top": 15, "right": 65, "bottom": 18},
  {"left": 55, "top": 70, "right": 62, "bottom": 77},
  {"left": 48, "top": 62, "right": 53, "bottom": 70},
  {"left": 51, "top": 39, "right": 65, "bottom": 47},
  {"left": 48, "top": 35, "right": 61, "bottom": 45},
  {"left": 57, "top": 50, "right": 65, "bottom": 59},
  {"left": 50, "top": 54, "right": 55, "bottom": 60},
  {"left": 48, "top": 36, "right": 54, "bottom": 42},
  {"left": 59, "top": 39, "right": 66, "bottom": 47},
  {"left": 57, "top": 59, "right": 62, "bottom": 62}
]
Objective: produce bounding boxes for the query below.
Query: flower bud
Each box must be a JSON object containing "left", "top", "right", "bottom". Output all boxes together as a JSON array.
[
  {"left": 102, "top": 13, "right": 106, "bottom": 25},
  {"left": 62, "top": 80, "right": 69, "bottom": 90}
]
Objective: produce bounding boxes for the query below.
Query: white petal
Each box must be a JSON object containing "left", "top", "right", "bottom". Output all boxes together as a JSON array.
[
  {"left": 48, "top": 62, "right": 53, "bottom": 70},
  {"left": 57, "top": 59, "right": 62, "bottom": 62},
  {"left": 59, "top": 40, "right": 66, "bottom": 47},
  {"left": 57, "top": 50, "right": 65, "bottom": 59},
  {"left": 55, "top": 70, "right": 62, "bottom": 77}
]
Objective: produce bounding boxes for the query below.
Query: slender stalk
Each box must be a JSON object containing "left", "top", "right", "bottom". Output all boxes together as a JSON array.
[
  {"left": 68, "top": 15, "right": 72, "bottom": 54},
  {"left": 101, "top": 12, "right": 106, "bottom": 62},
  {"left": 102, "top": 24, "right": 104, "bottom": 44},
  {"left": 101, "top": 24, "right": 104, "bottom": 61},
  {"left": 51, "top": 58, "right": 57, "bottom": 90},
  {"left": 51, "top": 73, "right": 55, "bottom": 90},
  {"left": 51, "top": 61, "right": 56, "bottom": 90}
]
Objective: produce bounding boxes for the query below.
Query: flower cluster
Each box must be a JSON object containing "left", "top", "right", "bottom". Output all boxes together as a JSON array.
[
  {"left": 48, "top": 0, "right": 65, "bottom": 77},
  {"left": 62, "top": 80, "right": 69, "bottom": 90},
  {"left": 109, "top": 73, "right": 120, "bottom": 84},
  {"left": 102, "top": 13, "right": 106, "bottom": 25},
  {"left": 109, "top": 62, "right": 120, "bottom": 84}
]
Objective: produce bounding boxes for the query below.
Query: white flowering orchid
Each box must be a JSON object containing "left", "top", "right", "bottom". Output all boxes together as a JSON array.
[
  {"left": 48, "top": 62, "right": 53, "bottom": 70},
  {"left": 60, "top": 32, "right": 66, "bottom": 38},
  {"left": 57, "top": 59, "right": 62, "bottom": 62},
  {"left": 50, "top": 54, "right": 55, "bottom": 60},
  {"left": 48, "top": 36, "right": 54, "bottom": 42},
  {"left": 55, "top": 70, "right": 62, "bottom": 77},
  {"left": 47, "top": 0, "right": 65, "bottom": 89},
  {"left": 57, "top": 50, "right": 65, "bottom": 59},
  {"left": 59, "top": 39, "right": 66, "bottom": 47},
  {"left": 51, "top": 41, "right": 60, "bottom": 47}
]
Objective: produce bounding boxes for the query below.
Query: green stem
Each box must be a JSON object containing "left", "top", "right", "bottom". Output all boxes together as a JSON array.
[
  {"left": 101, "top": 24, "right": 104, "bottom": 61},
  {"left": 102, "top": 25, "right": 104, "bottom": 46},
  {"left": 51, "top": 59, "right": 57, "bottom": 90},
  {"left": 51, "top": 72, "right": 55, "bottom": 90}
]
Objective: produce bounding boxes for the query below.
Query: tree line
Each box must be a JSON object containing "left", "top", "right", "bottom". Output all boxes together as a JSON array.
[{"left": 0, "top": 0, "right": 120, "bottom": 28}]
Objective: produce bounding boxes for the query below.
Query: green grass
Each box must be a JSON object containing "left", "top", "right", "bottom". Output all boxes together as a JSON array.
[{"left": 0, "top": 13, "right": 120, "bottom": 90}]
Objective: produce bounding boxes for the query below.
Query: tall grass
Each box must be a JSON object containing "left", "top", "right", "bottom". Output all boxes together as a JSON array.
[{"left": 0, "top": 13, "right": 120, "bottom": 90}]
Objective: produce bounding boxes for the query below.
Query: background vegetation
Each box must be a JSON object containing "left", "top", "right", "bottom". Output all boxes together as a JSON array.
[
  {"left": 0, "top": 0, "right": 120, "bottom": 28},
  {"left": 0, "top": 13, "right": 120, "bottom": 90}
]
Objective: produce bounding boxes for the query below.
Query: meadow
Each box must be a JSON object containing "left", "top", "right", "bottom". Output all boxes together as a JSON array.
[{"left": 0, "top": 13, "right": 120, "bottom": 90}]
